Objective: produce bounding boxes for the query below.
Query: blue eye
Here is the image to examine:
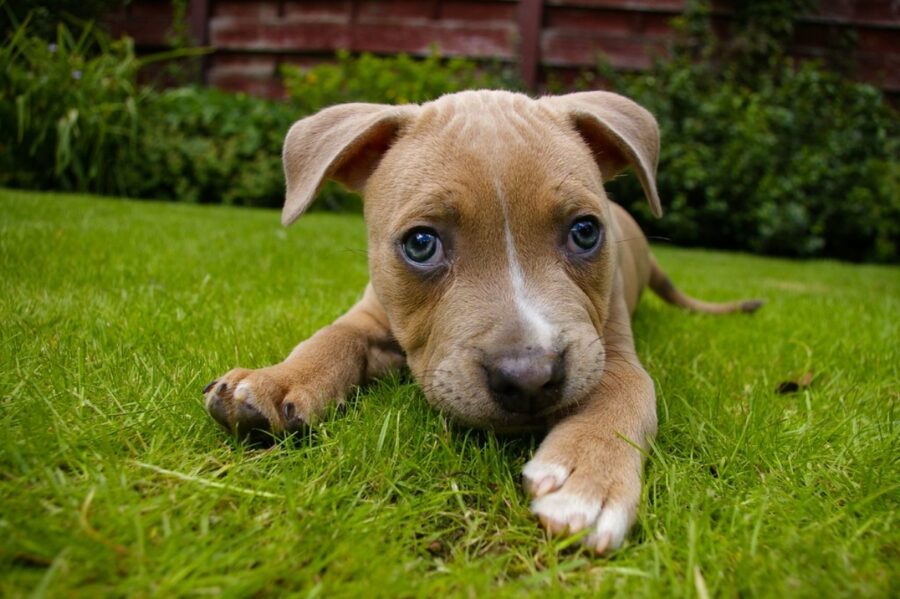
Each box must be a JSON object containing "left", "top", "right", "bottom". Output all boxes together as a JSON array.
[
  {"left": 402, "top": 228, "right": 443, "bottom": 264},
  {"left": 567, "top": 217, "right": 603, "bottom": 253}
]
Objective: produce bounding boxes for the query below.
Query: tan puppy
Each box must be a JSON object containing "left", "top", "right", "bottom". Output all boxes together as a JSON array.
[{"left": 203, "top": 90, "right": 761, "bottom": 553}]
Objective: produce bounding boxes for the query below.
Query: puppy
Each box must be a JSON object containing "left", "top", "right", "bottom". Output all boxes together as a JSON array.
[{"left": 203, "top": 90, "right": 761, "bottom": 553}]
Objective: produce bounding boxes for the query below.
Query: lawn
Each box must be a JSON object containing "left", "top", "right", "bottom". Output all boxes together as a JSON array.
[{"left": 1, "top": 188, "right": 897, "bottom": 597}]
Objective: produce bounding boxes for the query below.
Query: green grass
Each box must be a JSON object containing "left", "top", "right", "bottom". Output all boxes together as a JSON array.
[{"left": 1, "top": 188, "right": 897, "bottom": 597}]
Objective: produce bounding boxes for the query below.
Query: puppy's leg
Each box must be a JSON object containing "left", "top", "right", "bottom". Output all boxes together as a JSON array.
[
  {"left": 204, "top": 285, "right": 404, "bottom": 439},
  {"left": 523, "top": 278, "right": 657, "bottom": 554}
]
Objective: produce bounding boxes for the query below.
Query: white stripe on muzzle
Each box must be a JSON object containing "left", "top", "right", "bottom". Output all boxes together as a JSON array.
[{"left": 496, "top": 180, "right": 557, "bottom": 349}]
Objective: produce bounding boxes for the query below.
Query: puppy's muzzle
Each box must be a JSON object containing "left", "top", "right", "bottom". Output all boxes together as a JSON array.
[{"left": 484, "top": 348, "right": 565, "bottom": 415}]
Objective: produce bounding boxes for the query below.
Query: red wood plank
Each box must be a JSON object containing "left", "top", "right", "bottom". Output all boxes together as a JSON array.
[
  {"left": 857, "top": 27, "right": 900, "bottom": 54},
  {"left": 545, "top": 6, "right": 674, "bottom": 35},
  {"left": 210, "top": 20, "right": 354, "bottom": 50},
  {"left": 107, "top": 16, "right": 172, "bottom": 45},
  {"left": 208, "top": 53, "right": 278, "bottom": 77},
  {"left": 810, "top": 0, "right": 900, "bottom": 27},
  {"left": 443, "top": 1, "right": 518, "bottom": 21},
  {"left": 210, "top": 75, "right": 286, "bottom": 97},
  {"left": 211, "top": 1, "right": 279, "bottom": 19},
  {"left": 207, "top": 53, "right": 284, "bottom": 97},
  {"left": 211, "top": 12, "right": 516, "bottom": 58},
  {"left": 283, "top": 1, "right": 354, "bottom": 19},
  {"left": 545, "top": 0, "right": 685, "bottom": 12},
  {"left": 356, "top": 0, "right": 438, "bottom": 19},
  {"left": 542, "top": 31, "right": 667, "bottom": 69},
  {"left": 128, "top": 0, "right": 175, "bottom": 19},
  {"left": 350, "top": 22, "right": 517, "bottom": 58},
  {"left": 856, "top": 52, "right": 900, "bottom": 91}
]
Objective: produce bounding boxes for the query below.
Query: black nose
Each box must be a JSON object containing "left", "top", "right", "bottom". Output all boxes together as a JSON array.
[{"left": 484, "top": 349, "right": 566, "bottom": 414}]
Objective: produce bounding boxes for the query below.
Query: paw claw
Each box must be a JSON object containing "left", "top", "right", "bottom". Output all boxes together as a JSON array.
[
  {"left": 590, "top": 531, "right": 613, "bottom": 555},
  {"left": 282, "top": 401, "right": 295, "bottom": 420},
  {"left": 532, "top": 492, "right": 602, "bottom": 537},
  {"left": 282, "top": 401, "right": 307, "bottom": 434},
  {"left": 534, "top": 476, "right": 558, "bottom": 497},
  {"left": 522, "top": 460, "right": 570, "bottom": 497},
  {"left": 541, "top": 517, "right": 569, "bottom": 537},
  {"left": 588, "top": 504, "right": 629, "bottom": 554},
  {"left": 206, "top": 393, "right": 230, "bottom": 430},
  {"left": 569, "top": 513, "right": 587, "bottom": 534}
]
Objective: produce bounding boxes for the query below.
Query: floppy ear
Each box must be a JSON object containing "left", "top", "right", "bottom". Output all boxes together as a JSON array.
[
  {"left": 542, "top": 91, "right": 662, "bottom": 217},
  {"left": 281, "top": 103, "right": 419, "bottom": 226}
]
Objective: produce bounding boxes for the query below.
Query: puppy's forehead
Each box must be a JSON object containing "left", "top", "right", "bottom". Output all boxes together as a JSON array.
[
  {"left": 422, "top": 91, "right": 550, "bottom": 145},
  {"left": 416, "top": 91, "right": 572, "bottom": 171},
  {"left": 380, "top": 91, "right": 604, "bottom": 226}
]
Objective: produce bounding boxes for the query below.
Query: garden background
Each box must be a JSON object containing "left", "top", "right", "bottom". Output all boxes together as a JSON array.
[
  {"left": 2, "top": 0, "right": 898, "bottom": 261},
  {"left": 1, "top": 1, "right": 898, "bottom": 597}
]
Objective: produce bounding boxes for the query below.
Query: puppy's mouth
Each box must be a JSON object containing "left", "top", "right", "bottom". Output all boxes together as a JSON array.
[
  {"left": 416, "top": 328, "right": 606, "bottom": 429},
  {"left": 418, "top": 368, "right": 586, "bottom": 431}
]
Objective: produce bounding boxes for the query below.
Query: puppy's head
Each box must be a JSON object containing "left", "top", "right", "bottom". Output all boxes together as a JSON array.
[{"left": 282, "top": 91, "right": 660, "bottom": 429}]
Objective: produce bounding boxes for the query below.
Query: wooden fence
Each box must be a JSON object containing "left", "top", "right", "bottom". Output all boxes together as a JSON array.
[{"left": 106, "top": 0, "right": 900, "bottom": 98}]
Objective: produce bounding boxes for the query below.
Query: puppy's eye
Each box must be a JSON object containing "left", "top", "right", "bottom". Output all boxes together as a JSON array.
[
  {"left": 402, "top": 228, "right": 443, "bottom": 265},
  {"left": 567, "top": 217, "right": 604, "bottom": 254}
]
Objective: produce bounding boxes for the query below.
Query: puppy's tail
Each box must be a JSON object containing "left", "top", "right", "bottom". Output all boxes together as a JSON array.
[{"left": 649, "top": 258, "right": 764, "bottom": 314}]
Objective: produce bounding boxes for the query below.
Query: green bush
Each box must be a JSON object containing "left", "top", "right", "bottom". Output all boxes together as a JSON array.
[
  {"left": 595, "top": 2, "right": 899, "bottom": 262},
  {"left": 0, "top": 0, "right": 124, "bottom": 39},
  {"left": 283, "top": 49, "right": 519, "bottom": 112},
  {"left": 0, "top": 17, "right": 323, "bottom": 209},
  {"left": 0, "top": 16, "right": 208, "bottom": 198},
  {"left": 0, "top": 16, "right": 516, "bottom": 210},
  {"left": 602, "top": 59, "right": 899, "bottom": 262},
  {"left": 0, "top": 17, "right": 146, "bottom": 194},
  {"left": 129, "top": 87, "right": 295, "bottom": 206}
]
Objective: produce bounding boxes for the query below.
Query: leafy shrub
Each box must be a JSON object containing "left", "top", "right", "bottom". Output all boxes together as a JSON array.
[
  {"left": 0, "top": 16, "right": 206, "bottom": 197},
  {"left": 0, "top": 17, "right": 146, "bottom": 194},
  {"left": 0, "top": 16, "right": 314, "bottom": 208},
  {"left": 283, "top": 49, "right": 519, "bottom": 113},
  {"left": 1, "top": 0, "right": 124, "bottom": 39},
  {"left": 597, "top": 3, "right": 899, "bottom": 262},
  {"left": 128, "top": 87, "right": 295, "bottom": 207},
  {"left": 0, "top": 16, "right": 517, "bottom": 210}
]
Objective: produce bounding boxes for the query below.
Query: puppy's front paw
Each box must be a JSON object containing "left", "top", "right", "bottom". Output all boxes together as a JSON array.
[
  {"left": 523, "top": 447, "right": 640, "bottom": 555},
  {"left": 203, "top": 366, "right": 317, "bottom": 442}
]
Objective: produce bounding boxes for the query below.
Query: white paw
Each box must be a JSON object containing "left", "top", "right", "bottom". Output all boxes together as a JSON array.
[
  {"left": 522, "top": 459, "right": 570, "bottom": 497},
  {"left": 531, "top": 489, "right": 602, "bottom": 535},
  {"left": 523, "top": 458, "right": 633, "bottom": 554}
]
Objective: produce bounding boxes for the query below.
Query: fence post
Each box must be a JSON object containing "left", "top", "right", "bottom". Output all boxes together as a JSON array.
[
  {"left": 190, "top": 0, "right": 211, "bottom": 84},
  {"left": 518, "top": 0, "right": 544, "bottom": 90}
]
